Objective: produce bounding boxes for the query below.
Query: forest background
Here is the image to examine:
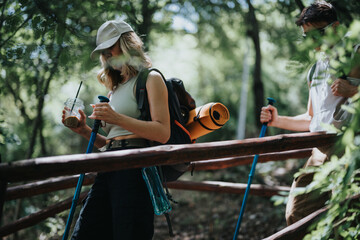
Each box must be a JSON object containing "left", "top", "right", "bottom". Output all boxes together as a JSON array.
[{"left": 1, "top": 0, "right": 360, "bottom": 239}]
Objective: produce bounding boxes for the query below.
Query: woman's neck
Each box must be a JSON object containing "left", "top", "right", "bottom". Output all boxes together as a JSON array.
[{"left": 121, "top": 73, "right": 133, "bottom": 84}]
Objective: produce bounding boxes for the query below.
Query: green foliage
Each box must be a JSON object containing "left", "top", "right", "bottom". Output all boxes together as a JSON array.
[
  {"left": 269, "top": 16, "right": 360, "bottom": 239},
  {"left": 299, "top": 91, "right": 360, "bottom": 239},
  {"left": 331, "top": 0, "right": 360, "bottom": 27},
  {"left": 291, "top": 20, "right": 360, "bottom": 240}
]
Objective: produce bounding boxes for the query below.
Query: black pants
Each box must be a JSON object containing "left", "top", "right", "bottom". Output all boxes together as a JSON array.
[{"left": 70, "top": 148, "right": 154, "bottom": 240}]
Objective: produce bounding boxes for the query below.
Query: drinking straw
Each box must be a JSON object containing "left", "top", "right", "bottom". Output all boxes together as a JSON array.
[{"left": 70, "top": 81, "right": 83, "bottom": 112}]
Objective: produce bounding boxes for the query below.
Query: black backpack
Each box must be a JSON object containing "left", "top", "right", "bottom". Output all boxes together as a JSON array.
[{"left": 136, "top": 68, "right": 196, "bottom": 182}]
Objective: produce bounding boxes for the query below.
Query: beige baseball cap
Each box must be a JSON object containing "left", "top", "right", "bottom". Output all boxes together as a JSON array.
[{"left": 90, "top": 20, "right": 134, "bottom": 59}]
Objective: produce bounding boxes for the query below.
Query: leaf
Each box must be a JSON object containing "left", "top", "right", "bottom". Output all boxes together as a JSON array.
[
  {"left": 342, "top": 129, "right": 354, "bottom": 146},
  {"left": 270, "top": 195, "right": 287, "bottom": 206},
  {"left": 341, "top": 105, "right": 356, "bottom": 114}
]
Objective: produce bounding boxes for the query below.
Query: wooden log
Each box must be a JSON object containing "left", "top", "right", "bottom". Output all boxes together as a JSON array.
[
  {"left": 263, "top": 194, "right": 360, "bottom": 240},
  {"left": 5, "top": 174, "right": 96, "bottom": 201},
  {"left": 7, "top": 178, "right": 290, "bottom": 203},
  {"left": 5, "top": 149, "right": 309, "bottom": 201},
  {"left": 0, "top": 191, "right": 88, "bottom": 238},
  {"left": 167, "top": 181, "right": 290, "bottom": 197},
  {"left": 0, "top": 132, "right": 337, "bottom": 183},
  {"left": 262, "top": 207, "right": 328, "bottom": 240},
  {"left": 191, "top": 148, "right": 312, "bottom": 171}
]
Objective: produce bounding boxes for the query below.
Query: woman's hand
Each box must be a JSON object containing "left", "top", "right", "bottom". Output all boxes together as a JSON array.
[
  {"left": 260, "top": 105, "right": 279, "bottom": 127},
  {"left": 62, "top": 106, "right": 107, "bottom": 148},
  {"left": 88, "top": 103, "right": 119, "bottom": 124},
  {"left": 62, "top": 108, "right": 88, "bottom": 134}
]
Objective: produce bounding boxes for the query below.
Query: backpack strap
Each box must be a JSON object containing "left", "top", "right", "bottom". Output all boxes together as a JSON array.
[
  {"left": 307, "top": 62, "right": 317, "bottom": 85},
  {"left": 158, "top": 166, "right": 175, "bottom": 237},
  {"left": 136, "top": 68, "right": 167, "bottom": 121},
  {"left": 136, "top": 68, "right": 150, "bottom": 120},
  {"left": 164, "top": 213, "right": 175, "bottom": 237}
]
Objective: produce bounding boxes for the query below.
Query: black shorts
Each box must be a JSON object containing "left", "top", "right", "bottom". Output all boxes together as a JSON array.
[{"left": 70, "top": 146, "right": 154, "bottom": 240}]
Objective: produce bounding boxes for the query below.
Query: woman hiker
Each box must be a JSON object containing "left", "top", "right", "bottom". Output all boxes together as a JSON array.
[{"left": 62, "top": 19, "right": 170, "bottom": 240}]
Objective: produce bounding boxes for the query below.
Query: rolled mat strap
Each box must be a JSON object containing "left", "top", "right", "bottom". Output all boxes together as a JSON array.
[
  {"left": 194, "top": 116, "right": 216, "bottom": 131},
  {"left": 209, "top": 104, "right": 225, "bottom": 127}
]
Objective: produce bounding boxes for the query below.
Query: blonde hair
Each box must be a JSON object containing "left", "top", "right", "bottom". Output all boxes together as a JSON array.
[{"left": 97, "top": 32, "right": 152, "bottom": 90}]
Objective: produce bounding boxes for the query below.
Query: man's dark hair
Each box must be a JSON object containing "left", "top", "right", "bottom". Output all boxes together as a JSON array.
[{"left": 296, "top": 2, "right": 338, "bottom": 26}]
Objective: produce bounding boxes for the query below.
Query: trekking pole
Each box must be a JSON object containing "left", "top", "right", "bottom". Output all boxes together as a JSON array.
[
  {"left": 233, "top": 97, "right": 276, "bottom": 240},
  {"left": 62, "top": 95, "right": 109, "bottom": 240}
]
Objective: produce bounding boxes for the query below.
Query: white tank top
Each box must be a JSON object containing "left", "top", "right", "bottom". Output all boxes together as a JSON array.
[
  {"left": 308, "top": 36, "right": 360, "bottom": 132},
  {"left": 308, "top": 52, "right": 349, "bottom": 132},
  {"left": 102, "top": 75, "right": 141, "bottom": 139}
]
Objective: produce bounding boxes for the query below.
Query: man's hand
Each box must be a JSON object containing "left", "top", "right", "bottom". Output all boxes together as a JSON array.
[
  {"left": 260, "top": 105, "right": 279, "bottom": 127},
  {"left": 331, "top": 78, "right": 358, "bottom": 97}
]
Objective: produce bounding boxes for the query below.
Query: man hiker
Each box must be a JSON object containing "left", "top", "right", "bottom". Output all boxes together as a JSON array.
[{"left": 260, "top": 1, "right": 360, "bottom": 225}]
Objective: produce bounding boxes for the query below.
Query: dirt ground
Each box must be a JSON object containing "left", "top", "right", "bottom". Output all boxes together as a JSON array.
[
  {"left": 153, "top": 187, "right": 288, "bottom": 240},
  {"left": 152, "top": 160, "right": 302, "bottom": 240}
]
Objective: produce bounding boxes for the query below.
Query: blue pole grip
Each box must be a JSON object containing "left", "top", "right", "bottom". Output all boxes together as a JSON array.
[
  {"left": 263, "top": 97, "right": 276, "bottom": 127},
  {"left": 91, "top": 96, "right": 110, "bottom": 134},
  {"left": 233, "top": 97, "right": 276, "bottom": 240},
  {"left": 267, "top": 97, "right": 276, "bottom": 106},
  {"left": 86, "top": 96, "right": 109, "bottom": 153}
]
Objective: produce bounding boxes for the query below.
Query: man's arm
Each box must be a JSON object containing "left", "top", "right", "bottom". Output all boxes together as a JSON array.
[{"left": 260, "top": 95, "right": 312, "bottom": 132}]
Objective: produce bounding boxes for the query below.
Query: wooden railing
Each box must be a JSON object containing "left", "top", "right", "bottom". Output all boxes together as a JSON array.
[{"left": 0, "top": 132, "right": 338, "bottom": 239}]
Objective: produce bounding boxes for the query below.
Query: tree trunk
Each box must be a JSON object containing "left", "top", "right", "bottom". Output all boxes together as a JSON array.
[
  {"left": 39, "top": 118, "right": 47, "bottom": 156},
  {"left": 139, "top": 0, "right": 157, "bottom": 48},
  {"left": 237, "top": 39, "right": 250, "bottom": 139},
  {"left": 246, "top": 0, "right": 264, "bottom": 130},
  {"left": 295, "top": 0, "right": 305, "bottom": 11},
  {"left": 27, "top": 48, "right": 62, "bottom": 158}
]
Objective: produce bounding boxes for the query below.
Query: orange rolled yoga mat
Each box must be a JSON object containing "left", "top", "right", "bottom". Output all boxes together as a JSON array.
[{"left": 186, "top": 102, "right": 230, "bottom": 140}]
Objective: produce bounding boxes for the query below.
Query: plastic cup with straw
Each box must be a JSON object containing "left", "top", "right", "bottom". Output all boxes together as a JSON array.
[{"left": 64, "top": 81, "right": 84, "bottom": 128}]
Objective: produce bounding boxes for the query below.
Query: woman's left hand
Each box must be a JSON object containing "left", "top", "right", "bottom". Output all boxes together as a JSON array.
[{"left": 88, "top": 102, "right": 120, "bottom": 124}]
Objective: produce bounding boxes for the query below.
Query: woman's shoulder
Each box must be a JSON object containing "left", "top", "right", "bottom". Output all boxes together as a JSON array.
[
  {"left": 146, "top": 70, "right": 165, "bottom": 85},
  {"left": 148, "top": 70, "right": 163, "bottom": 79},
  {"left": 145, "top": 70, "right": 167, "bottom": 92}
]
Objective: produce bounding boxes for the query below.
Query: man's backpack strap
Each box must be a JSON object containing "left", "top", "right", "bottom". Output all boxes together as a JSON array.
[{"left": 307, "top": 62, "right": 317, "bottom": 85}]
